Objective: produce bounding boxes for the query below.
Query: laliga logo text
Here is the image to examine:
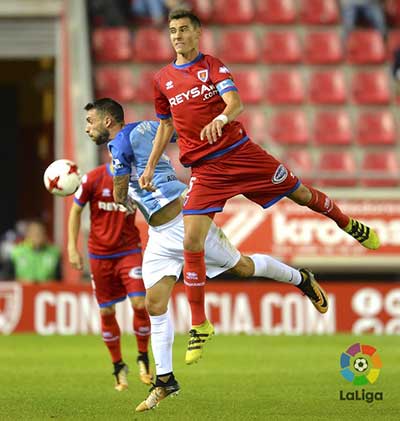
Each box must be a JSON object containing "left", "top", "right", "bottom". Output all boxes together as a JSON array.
[{"left": 339, "top": 343, "right": 383, "bottom": 403}]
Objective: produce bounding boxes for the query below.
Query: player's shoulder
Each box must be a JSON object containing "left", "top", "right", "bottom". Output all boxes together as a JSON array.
[
  {"left": 201, "top": 53, "right": 223, "bottom": 65},
  {"left": 83, "top": 164, "right": 107, "bottom": 184}
]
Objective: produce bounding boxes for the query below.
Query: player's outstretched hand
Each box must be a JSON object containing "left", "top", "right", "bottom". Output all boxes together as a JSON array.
[
  {"left": 139, "top": 168, "right": 156, "bottom": 192},
  {"left": 68, "top": 248, "right": 83, "bottom": 270},
  {"left": 200, "top": 119, "right": 224, "bottom": 144}
]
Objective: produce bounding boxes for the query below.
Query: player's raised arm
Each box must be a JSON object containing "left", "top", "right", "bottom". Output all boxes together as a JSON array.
[
  {"left": 139, "top": 118, "right": 175, "bottom": 191},
  {"left": 67, "top": 202, "right": 84, "bottom": 270},
  {"left": 200, "top": 90, "right": 244, "bottom": 144}
]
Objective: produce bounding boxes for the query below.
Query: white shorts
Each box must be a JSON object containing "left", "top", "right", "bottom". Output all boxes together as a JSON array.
[{"left": 142, "top": 213, "right": 241, "bottom": 289}]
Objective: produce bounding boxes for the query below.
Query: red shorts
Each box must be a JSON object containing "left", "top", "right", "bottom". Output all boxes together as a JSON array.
[
  {"left": 183, "top": 140, "right": 300, "bottom": 214},
  {"left": 90, "top": 252, "right": 145, "bottom": 308}
]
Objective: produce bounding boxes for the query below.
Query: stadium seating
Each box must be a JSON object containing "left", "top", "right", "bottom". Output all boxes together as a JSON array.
[
  {"left": 190, "top": 0, "right": 213, "bottom": 22},
  {"left": 351, "top": 71, "right": 390, "bottom": 104},
  {"left": 356, "top": 111, "right": 396, "bottom": 145},
  {"left": 218, "top": 30, "right": 259, "bottom": 64},
  {"left": 199, "top": 28, "right": 217, "bottom": 56},
  {"left": 91, "top": 0, "right": 399, "bottom": 192},
  {"left": 361, "top": 152, "right": 399, "bottom": 187},
  {"left": 123, "top": 105, "right": 138, "bottom": 123},
  {"left": 299, "top": 0, "right": 339, "bottom": 24},
  {"left": 92, "top": 28, "right": 132, "bottom": 62},
  {"left": 135, "top": 69, "right": 158, "bottom": 103},
  {"left": 387, "top": 29, "right": 400, "bottom": 59},
  {"left": 236, "top": 109, "right": 266, "bottom": 145},
  {"left": 281, "top": 149, "right": 314, "bottom": 185},
  {"left": 347, "top": 30, "right": 386, "bottom": 64},
  {"left": 316, "top": 151, "right": 357, "bottom": 187},
  {"left": 313, "top": 111, "right": 352, "bottom": 145},
  {"left": 233, "top": 70, "right": 263, "bottom": 104},
  {"left": 268, "top": 110, "right": 309, "bottom": 145},
  {"left": 95, "top": 67, "right": 136, "bottom": 102},
  {"left": 256, "top": 0, "right": 297, "bottom": 24},
  {"left": 309, "top": 70, "right": 346, "bottom": 104},
  {"left": 265, "top": 70, "right": 304, "bottom": 104},
  {"left": 213, "top": 0, "right": 255, "bottom": 24},
  {"left": 304, "top": 31, "right": 343, "bottom": 64},
  {"left": 262, "top": 31, "right": 302, "bottom": 64},
  {"left": 132, "top": 28, "right": 174, "bottom": 63}
]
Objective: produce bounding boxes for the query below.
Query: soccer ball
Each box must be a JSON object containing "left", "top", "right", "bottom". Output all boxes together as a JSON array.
[
  {"left": 354, "top": 357, "right": 368, "bottom": 372},
  {"left": 43, "top": 159, "right": 82, "bottom": 197}
]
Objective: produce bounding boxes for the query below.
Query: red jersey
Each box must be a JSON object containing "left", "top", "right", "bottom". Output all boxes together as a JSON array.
[
  {"left": 154, "top": 53, "right": 248, "bottom": 166},
  {"left": 74, "top": 164, "right": 141, "bottom": 258}
]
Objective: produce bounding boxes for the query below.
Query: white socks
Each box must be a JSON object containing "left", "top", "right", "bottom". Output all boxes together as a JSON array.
[
  {"left": 149, "top": 309, "right": 174, "bottom": 376},
  {"left": 250, "top": 254, "right": 302, "bottom": 286}
]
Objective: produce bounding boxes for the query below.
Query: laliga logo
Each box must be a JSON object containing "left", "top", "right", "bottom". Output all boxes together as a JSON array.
[
  {"left": 0, "top": 284, "right": 23, "bottom": 334},
  {"left": 339, "top": 343, "right": 384, "bottom": 403}
]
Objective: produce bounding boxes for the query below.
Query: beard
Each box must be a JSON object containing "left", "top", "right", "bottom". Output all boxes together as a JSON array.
[{"left": 93, "top": 128, "right": 110, "bottom": 145}]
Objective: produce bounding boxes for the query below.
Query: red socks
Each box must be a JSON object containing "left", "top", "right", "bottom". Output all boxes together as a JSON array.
[
  {"left": 306, "top": 186, "right": 350, "bottom": 228},
  {"left": 183, "top": 250, "right": 206, "bottom": 326},
  {"left": 101, "top": 313, "right": 122, "bottom": 363},
  {"left": 133, "top": 306, "right": 151, "bottom": 354}
]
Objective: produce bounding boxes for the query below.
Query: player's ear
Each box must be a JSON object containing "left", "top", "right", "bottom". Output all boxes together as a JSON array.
[{"left": 104, "top": 116, "right": 112, "bottom": 128}]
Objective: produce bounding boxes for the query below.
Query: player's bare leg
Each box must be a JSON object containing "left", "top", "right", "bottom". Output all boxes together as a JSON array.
[
  {"left": 129, "top": 296, "right": 152, "bottom": 385},
  {"left": 136, "top": 276, "right": 180, "bottom": 412},
  {"left": 288, "top": 184, "right": 380, "bottom": 250},
  {"left": 100, "top": 305, "right": 129, "bottom": 391},
  {"left": 183, "top": 214, "right": 215, "bottom": 364}
]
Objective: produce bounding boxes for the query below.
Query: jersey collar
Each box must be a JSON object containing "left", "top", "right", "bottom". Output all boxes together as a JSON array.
[{"left": 173, "top": 52, "right": 203, "bottom": 69}]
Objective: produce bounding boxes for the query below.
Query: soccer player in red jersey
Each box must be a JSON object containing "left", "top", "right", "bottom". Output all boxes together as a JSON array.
[
  {"left": 68, "top": 155, "right": 152, "bottom": 391},
  {"left": 139, "top": 9, "right": 380, "bottom": 362}
]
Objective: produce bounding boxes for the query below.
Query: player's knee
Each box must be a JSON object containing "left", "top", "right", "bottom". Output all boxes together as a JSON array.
[
  {"left": 288, "top": 184, "right": 311, "bottom": 205},
  {"left": 131, "top": 296, "right": 146, "bottom": 311},
  {"left": 99, "top": 305, "right": 116, "bottom": 316},
  {"left": 230, "top": 255, "right": 254, "bottom": 278},
  {"left": 145, "top": 296, "right": 167, "bottom": 316},
  {"left": 183, "top": 236, "right": 204, "bottom": 252}
]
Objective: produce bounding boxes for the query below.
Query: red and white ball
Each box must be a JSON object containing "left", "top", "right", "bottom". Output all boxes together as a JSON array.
[{"left": 43, "top": 159, "right": 82, "bottom": 197}]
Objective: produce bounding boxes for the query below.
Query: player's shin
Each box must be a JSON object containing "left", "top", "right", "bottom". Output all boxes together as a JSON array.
[
  {"left": 149, "top": 309, "right": 174, "bottom": 377},
  {"left": 304, "top": 185, "right": 350, "bottom": 228},
  {"left": 100, "top": 312, "right": 122, "bottom": 363},
  {"left": 183, "top": 249, "right": 206, "bottom": 325},
  {"left": 250, "top": 254, "right": 302, "bottom": 286},
  {"left": 133, "top": 306, "right": 151, "bottom": 354}
]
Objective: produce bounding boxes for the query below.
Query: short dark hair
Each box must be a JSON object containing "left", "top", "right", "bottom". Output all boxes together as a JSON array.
[
  {"left": 84, "top": 98, "right": 124, "bottom": 123},
  {"left": 168, "top": 8, "right": 201, "bottom": 27}
]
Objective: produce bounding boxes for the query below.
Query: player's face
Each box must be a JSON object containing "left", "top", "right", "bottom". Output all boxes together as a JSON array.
[
  {"left": 85, "top": 109, "right": 110, "bottom": 145},
  {"left": 169, "top": 18, "right": 200, "bottom": 56}
]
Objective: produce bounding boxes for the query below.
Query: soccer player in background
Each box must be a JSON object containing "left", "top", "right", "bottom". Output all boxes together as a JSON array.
[
  {"left": 139, "top": 8, "right": 380, "bottom": 363},
  {"left": 84, "top": 98, "right": 329, "bottom": 411},
  {"left": 67, "top": 156, "right": 152, "bottom": 391}
]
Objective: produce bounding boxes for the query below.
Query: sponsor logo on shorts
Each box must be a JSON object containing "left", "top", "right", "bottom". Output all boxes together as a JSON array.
[
  {"left": 272, "top": 164, "right": 288, "bottom": 184},
  {"left": 128, "top": 266, "right": 142, "bottom": 279}
]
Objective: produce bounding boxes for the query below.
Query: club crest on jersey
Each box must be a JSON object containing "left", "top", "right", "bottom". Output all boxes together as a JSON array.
[
  {"left": 197, "top": 69, "right": 208, "bottom": 83},
  {"left": 272, "top": 164, "right": 288, "bottom": 184}
]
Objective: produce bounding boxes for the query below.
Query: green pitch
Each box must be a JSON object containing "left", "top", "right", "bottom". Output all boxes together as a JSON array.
[{"left": 0, "top": 334, "right": 399, "bottom": 420}]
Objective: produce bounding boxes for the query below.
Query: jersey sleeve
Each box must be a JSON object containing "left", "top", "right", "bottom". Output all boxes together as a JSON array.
[
  {"left": 208, "top": 56, "right": 238, "bottom": 96},
  {"left": 153, "top": 73, "right": 171, "bottom": 120},
  {"left": 74, "top": 173, "right": 92, "bottom": 207},
  {"left": 108, "top": 133, "right": 134, "bottom": 177}
]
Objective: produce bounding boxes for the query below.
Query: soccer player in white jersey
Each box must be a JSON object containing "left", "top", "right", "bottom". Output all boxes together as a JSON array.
[{"left": 84, "top": 98, "right": 328, "bottom": 411}]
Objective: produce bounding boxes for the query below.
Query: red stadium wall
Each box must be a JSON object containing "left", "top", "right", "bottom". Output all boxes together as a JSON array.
[{"left": 1, "top": 281, "right": 399, "bottom": 335}]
